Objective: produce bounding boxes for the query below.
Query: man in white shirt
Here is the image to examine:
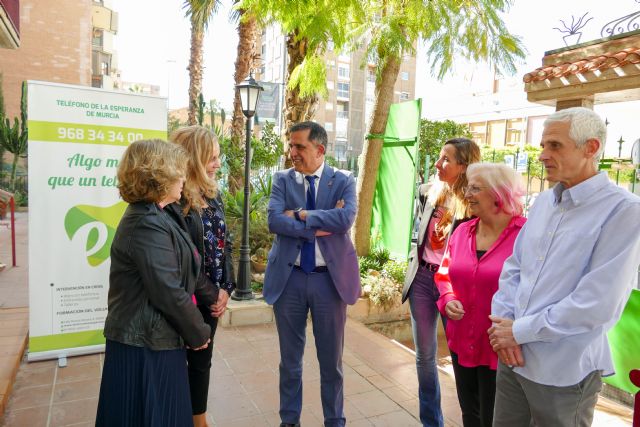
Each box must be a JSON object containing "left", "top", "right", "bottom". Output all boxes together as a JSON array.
[{"left": 489, "top": 107, "right": 640, "bottom": 426}]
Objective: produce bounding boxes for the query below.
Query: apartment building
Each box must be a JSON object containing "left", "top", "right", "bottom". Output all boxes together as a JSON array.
[
  {"left": 91, "top": 0, "right": 118, "bottom": 90},
  {"left": 0, "top": 0, "right": 119, "bottom": 118},
  {"left": 256, "top": 25, "right": 417, "bottom": 161}
]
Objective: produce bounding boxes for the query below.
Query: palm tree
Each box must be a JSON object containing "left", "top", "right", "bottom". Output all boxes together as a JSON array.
[
  {"left": 228, "top": 3, "right": 259, "bottom": 193},
  {"left": 352, "top": 0, "right": 525, "bottom": 255},
  {"left": 238, "top": 0, "right": 362, "bottom": 145},
  {"left": 184, "top": 0, "right": 221, "bottom": 126}
]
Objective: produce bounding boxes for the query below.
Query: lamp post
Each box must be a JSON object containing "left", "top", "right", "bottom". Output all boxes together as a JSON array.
[{"left": 232, "top": 73, "right": 263, "bottom": 301}]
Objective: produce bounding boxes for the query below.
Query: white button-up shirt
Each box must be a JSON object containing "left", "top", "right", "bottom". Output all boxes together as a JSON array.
[
  {"left": 295, "top": 163, "right": 326, "bottom": 266},
  {"left": 492, "top": 172, "right": 640, "bottom": 386}
]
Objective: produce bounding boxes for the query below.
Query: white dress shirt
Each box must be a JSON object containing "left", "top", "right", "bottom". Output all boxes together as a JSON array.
[
  {"left": 295, "top": 163, "right": 326, "bottom": 267},
  {"left": 492, "top": 172, "right": 640, "bottom": 386}
]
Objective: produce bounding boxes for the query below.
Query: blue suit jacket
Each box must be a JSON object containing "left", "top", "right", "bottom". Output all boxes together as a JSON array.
[{"left": 263, "top": 164, "right": 361, "bottom": 305}]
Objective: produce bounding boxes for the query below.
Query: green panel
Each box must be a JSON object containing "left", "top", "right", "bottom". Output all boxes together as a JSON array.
[
  {"left": 602, "top": 289, "right": 640, "bottom": 394},
  {"left": 370, "top": 99, "right": 422, "bottom": 259},
  {"left": 29, "top": 330, "right": 105, "bottom": 353},
  {"left": 28, "top": 120, "right": 167, "bottom": 146}
]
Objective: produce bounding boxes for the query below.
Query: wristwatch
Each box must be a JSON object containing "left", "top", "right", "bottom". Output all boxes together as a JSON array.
[{"left": 294, "top": 207, "right": 303, "bottom": 221}]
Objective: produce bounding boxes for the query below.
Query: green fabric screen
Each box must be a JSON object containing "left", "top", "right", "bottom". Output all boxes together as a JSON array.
[
  {"left": 370, "top": 99, "right": 422, "bottom": 260},
  {"left": 603, "top": 288, "right": 640, "bottom": 394}
]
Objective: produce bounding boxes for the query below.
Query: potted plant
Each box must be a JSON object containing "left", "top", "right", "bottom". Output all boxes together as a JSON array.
[{"left": 251, "top": 247, "right": 269, "bottom": 273}]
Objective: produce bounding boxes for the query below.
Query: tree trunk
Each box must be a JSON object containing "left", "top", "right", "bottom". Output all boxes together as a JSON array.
[
  {"left": 187, "top": 20, "right": 204, "bottom": 126},
  {"left": 282, "top": 32, "right": 319, "bottom": 168},
  {"left": 229, "top": 11, "right": 258, "bottom": 194},
  {"left": 352, "top": 55, "right": 401, "bottom": 255}
]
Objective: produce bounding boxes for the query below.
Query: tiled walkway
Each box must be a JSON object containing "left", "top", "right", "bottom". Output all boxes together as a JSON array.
[{"left": 0, "top": 212, "right": 634, "bottom": 426}]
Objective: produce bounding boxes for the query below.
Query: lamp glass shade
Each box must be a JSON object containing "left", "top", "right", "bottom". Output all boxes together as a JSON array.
[{"left": 236, "top": 75, "right": 263, "bottom": 116}]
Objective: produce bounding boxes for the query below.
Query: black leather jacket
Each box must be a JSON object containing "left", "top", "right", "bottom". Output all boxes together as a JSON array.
[
  {"left": 166, "top": 195, "right": 235, "bottom": 298},
  {"left": 103, "top": 202, "right": 218, "bottom": 350}
]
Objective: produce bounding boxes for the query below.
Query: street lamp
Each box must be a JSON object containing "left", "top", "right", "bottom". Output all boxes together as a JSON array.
[{"left": 232, "top": 73, "right": 263, "bottom": 301}]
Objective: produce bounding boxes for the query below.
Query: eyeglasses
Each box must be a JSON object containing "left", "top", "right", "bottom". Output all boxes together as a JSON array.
[{"left": 464, "top": 185, "right": 486, "bottom": 195}]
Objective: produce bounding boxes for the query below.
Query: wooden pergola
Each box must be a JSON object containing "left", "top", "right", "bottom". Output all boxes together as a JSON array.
[{"left": 523, "top": 30, "right": 640, "bottom": 111}]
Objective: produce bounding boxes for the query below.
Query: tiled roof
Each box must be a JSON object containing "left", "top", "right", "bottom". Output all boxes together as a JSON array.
[{"left": 523, "top": 47, "right": 640, "bottom": 83}]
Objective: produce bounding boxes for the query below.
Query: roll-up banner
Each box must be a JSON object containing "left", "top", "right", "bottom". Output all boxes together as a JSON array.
[{"left": 27, "top": 81, "right": 167, "bottom": 361}]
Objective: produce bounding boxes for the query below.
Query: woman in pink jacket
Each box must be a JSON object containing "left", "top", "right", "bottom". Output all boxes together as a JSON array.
[{"left": 435, "top": 163, "right": 525, "bottom": 427}]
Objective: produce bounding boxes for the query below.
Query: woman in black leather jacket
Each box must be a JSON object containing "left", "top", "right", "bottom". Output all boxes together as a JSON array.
[
  {"left": 96, "top": 139, "right": 219, "bottom": 427},
  {"left": 168, "top": 126, "right": 235, "bottom": 427}
]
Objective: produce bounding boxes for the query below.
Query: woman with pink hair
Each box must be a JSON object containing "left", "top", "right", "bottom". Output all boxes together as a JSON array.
[{"left": 435, "top": 163, "right": 525, "bottom": 427}]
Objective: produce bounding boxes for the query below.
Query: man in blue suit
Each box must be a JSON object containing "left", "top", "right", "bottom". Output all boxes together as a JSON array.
[{"left": 264, "top": 121, "right": 361, "bottom": 427}]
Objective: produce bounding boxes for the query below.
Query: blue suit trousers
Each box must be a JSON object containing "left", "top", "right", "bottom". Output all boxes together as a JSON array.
[{"left": 273, "top": 267, "right": 347, "bottom": 427}]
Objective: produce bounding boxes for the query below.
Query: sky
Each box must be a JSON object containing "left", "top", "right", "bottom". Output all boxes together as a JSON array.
[{"left": 113, "top": 0, "right": 640, "bottom": 155}]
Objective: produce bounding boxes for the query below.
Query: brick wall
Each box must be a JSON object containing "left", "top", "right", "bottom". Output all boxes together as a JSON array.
[{"left": 0, "top": 0, "right": 92, "bottom": 118}]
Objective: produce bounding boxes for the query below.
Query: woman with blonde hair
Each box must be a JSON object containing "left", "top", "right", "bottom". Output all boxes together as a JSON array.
[
  {"left": 96, "top": 139, "right": 218, "bottom": 426},
  {"left": 167, "top": 125, "right": 235, "bottom": 427},
  {"left": 402, "top": 138, "right": 481, "bottom": 426},
  {"left": 435, "top": 163, "right": 526, "bottom": 427}
]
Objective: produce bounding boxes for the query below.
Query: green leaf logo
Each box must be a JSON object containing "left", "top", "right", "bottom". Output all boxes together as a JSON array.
[{"left": 64, "top": 201, "right": 128, "bottom": 266}]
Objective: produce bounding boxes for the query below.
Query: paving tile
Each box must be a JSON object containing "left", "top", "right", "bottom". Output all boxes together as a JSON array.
[
  {"left": 347, "top": 390, "right": 402, "bottom": 418},
  {"left": 12, "top": 363, "right": 55, "bottom": 388},
  {"left": 369, "top": 409, "right": 422, "bottom": 426},
  {"left": 380, "top": 385, "right": 415, "bottom": 404},
  {"left": 52, "top": 378, "right": 100, "bottom": 404},
  {"left": 366, "top": 374, "right": 396, "bottom": 390},
  {"left": 0, "top": 404, "right": 49, "bottom": 427},
  {"left": 214, "top": 414, "right": 271, "bottom": 427},
  {"left": 211, "top": 374, "right": 247, "bottom": 397},
  {"left": 5, "top": 383, "right": 52, "bottom": 410},
  {"left": 344, "top": 373, "right": 376, "bottom": 396},
  {"left": 343, "top": 397, "right": 366, "bottom": 421},
  {"left": 235, "top": 369, "right": 278, "bottom": 394},
  {"left": 209, "top": 394, "right": 261, "bottom": 422},
  {"left": 352, "top": 363, "right": 377, "bottom": 378},
  {"left": 49, "top": 397, "right": 98, "bottom": 426},
  {"left": 248, "top": 389, "right": 280, "bottom": 413},
  {"left": 397, "top": 398, "right": 420, "bottom": 420},
  {"left": 347, "top": 418, "right": 374, "bottom": 426},
  {"left": 55, "top": 361, "right": 101, "bottom": 384}
]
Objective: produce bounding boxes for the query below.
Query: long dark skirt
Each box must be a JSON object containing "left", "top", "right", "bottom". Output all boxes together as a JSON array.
[{"left": 96, "top": 340, "right": 193, "bottom": 427}]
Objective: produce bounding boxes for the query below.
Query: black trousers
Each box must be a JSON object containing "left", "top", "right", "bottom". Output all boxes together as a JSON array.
[
  {"left": 450, "top": 351, "right": 496, "bottom": 427},
  {"left": 186, "top": 304, "right": 219, "bottom": 415}
]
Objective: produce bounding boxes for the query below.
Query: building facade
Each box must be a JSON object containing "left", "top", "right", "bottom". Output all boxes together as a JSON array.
[
  {"left": 0, "top": 0, "right": 119, "bottom": 118},
  {"left": 91, "top": 0, "right": 118, "bottom": 90},
  {"left": 256, "top": 25, "right": 417, "bottom": 161}
]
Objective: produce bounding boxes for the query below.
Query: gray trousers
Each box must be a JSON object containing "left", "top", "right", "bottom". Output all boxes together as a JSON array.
[{"left": 493, "top": 362, "right": 601, "bottom": 427}]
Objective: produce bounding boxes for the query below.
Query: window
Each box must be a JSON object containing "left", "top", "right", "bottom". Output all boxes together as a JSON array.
[
  {"left": 325, "top": 122, "right": 334, "bottom": 132},
  {"left": 337, "top": 82, "right": 349, "bottom": 98},
  {"left": 338, "top": 64, "right": 350, "bottom": 79},
  {"left": 261, "top": 44, "right": 266, "bottom": 57},
  {"left": 401, "top": 71, "right": 409, "bottom": 81},
  {"left": 275, "top": 42, "right": 281, "bottom": 59},
  {"left": 400, "top": 92, "right": 409, "bottom": 101},
  {"left": 327, "top": 40, "right": 334, "bottom": 51},
  {"left": 326, "top": 80, "right": 334, "bottom": 90},
  {"left": 326, "top": 60, "right": 335, "bottom": 72},
  {"left": 92, "top": 30, "right": 103, "bottom": 49},
  {"left": 367, "top": 69, "right": 376, "bottom": 82},
  {"left": 325, "top": 102, "right": 334, "bottom": 111},
  {"left": 336, "top": 102, "right": 348, "bottom": 119}
]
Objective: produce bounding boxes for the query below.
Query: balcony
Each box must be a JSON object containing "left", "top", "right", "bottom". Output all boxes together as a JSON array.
[{"left": 92, "top": 4, "right": 118, "bottom": 34}]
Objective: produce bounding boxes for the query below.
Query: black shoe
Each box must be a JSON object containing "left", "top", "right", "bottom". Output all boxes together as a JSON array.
[{"left": 280, "top": 423, "right": 300, "bottom": 427}]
